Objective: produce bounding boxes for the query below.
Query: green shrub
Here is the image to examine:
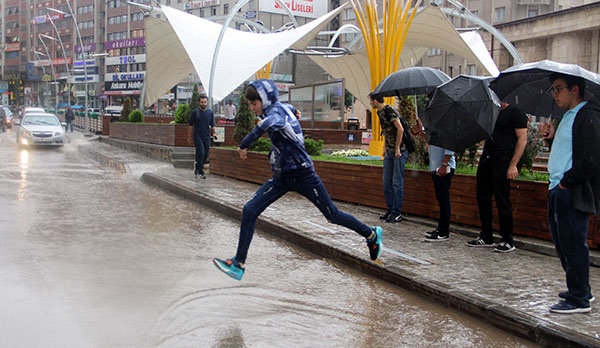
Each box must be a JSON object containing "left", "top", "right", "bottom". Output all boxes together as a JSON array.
[
  {"left": 174, "top": 103, "right": 191, "bottom": 124},
  {"left": 128, "top": 109, "right": 144, "bottom": 123},
  {"left": 250, "top": 137, "right": 271, "bottom": 152},
  {"left": 304, "top": 138, "right": 323, "bottom": 156}
]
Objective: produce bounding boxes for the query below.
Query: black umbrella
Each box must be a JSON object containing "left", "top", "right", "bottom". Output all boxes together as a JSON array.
[
  {"left": 423, "top": 75, "right": 501, "bottom": 152},
  {"left": 372, "top": 67, "right": 451, "bottom": 97},
  {"left": 489, "top": 59, "right": 600, "bottom": 119}
]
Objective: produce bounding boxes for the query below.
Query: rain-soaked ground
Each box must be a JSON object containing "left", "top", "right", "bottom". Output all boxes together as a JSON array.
[{"left": 0, "top": 129, "right": 540, "bottom": 347}]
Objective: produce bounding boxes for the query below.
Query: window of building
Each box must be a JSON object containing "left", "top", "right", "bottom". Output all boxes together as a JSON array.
[
  {"left": 427, "top": 48, "right": 441, "bottom": 56},
  {"left": 131, "top": 29, "right": 144, "bottom": 38},
  {"left": 345, "top": 8, "right": 356, "bottom": 20},
  {"left": 528, "top": 7, "right": 539, "bottom": 18},
  {"left": 466, "top": 64, "right": 477, "bottom": 75},
  {"left": 78, "top": 20, "right": 94, "bottom": 29},
  {"left": 200, "top": 9, "right": 205, "bottom": 17},
  {"left": 6, "top": 51, "right": 19, "bottom": 59},
  {"left": 248, "top": 0, "right": 255, "bottom": 10},
  {"left": 224, "top": 3, "right": 229, "bottom": 15},
  {"left": 495, "top": 7, "right": 506, "bottom": 22},
  {"left": 132, "top": 12, "right": 144, "bottom": 21},
  {"left": 211, "top": 6, "right": 217, "bottom": 16},
  {"left": 6, "top": 6, "right": 19, "bottom": 15}
]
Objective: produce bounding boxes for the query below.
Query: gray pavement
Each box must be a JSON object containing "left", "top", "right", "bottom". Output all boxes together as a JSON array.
[{"left": 79, "top": 135, "right": 600, "bottom": 348}]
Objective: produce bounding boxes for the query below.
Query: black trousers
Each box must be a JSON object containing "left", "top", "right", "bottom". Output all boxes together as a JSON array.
[
  {"left": 476, "top": 152, "right": 514, "bottom": 244},
  {"left": 431, "top": 169, "right": 454, "bottom": 235}
]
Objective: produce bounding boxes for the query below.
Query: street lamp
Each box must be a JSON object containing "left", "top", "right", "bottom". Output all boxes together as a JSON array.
[
  {"left": 40, "top": 29, "right": 71, "bottom": 107},
  {"left": 48, "top": 4, "right": 93, "bottom": 136},
  {"left": 37, "top": 35, "right": 59, "bottom": 113}
]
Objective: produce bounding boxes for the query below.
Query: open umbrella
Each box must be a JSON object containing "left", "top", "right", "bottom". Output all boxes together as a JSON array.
[
  {"left": 489, "top": 59, "right": 600, "bottom": 119},
  {"left": 372, "top": 67, "right": 451, "bottom": 97},
  {"left": 423, "top": 75, "right": 501, "bottom": 152}
]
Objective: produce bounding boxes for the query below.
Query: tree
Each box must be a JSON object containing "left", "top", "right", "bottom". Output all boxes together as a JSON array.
[
  {"left": 233, "top": 83, "right": 255, "bottom": 144},
  {"left": 120, "top": 97, "right": 132, "bottom": 122},
  {"left": 189, "top": 83, "right": 200, "bottom": 112}
]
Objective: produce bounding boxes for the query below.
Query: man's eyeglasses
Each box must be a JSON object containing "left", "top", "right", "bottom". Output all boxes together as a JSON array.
[{"left": 550, "top": 85, "right": 570, "bottom": 95}]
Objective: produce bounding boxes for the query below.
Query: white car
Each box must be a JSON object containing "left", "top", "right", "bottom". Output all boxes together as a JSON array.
[{"left": 16, "top": 113, "right": 65, "bottom": 147}]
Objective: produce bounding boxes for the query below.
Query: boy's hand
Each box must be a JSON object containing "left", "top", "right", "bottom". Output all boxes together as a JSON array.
[{"left": 238, "top": 148, "right": 248, "bottom": 160}]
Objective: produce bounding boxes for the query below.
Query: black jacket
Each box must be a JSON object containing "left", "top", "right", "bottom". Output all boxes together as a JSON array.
[{"left": 559, "top": 101, "right": 600, "bottom": 215}]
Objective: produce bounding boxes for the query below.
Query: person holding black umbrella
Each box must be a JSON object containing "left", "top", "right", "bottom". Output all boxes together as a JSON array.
[
  {"left": 540, "top": 73, "right": 600, "bottom": 314},
  {"left": 467, "top": 102, "right": 528, "bottom": 252},
  {"left": 369, "top": 93, "right": 408, "bottom": 223}
]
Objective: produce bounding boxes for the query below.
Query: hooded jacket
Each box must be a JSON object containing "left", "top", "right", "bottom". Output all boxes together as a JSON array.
[
  {"left": 559, "top": 101, "right": 600, "bottom": 215},
  {"left": 239, "top": 79, "right": 314, "bottom": 176}
]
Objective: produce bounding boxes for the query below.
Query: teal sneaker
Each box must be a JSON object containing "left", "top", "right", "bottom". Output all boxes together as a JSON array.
[
  {"left": 213, "top": 257, "right": 245, "bottom": 281},
  {"left": 367, "top": 226, "right": 383, "bottom": 260}
]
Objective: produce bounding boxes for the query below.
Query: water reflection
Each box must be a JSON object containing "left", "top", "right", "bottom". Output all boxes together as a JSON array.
[{"left": 18, "top": 149, "right": 29, "bottom": 201}]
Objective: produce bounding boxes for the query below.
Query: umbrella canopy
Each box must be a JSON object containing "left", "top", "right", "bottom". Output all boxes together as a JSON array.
[
  {"left": 372, "top": 67, "right": 451, "bottom": 97},
  {"left": 489, "top": 59, "right": 600, "bottom": 119},
  {"left": 423, "top": 75, "right": 501, "bottom": 152}
]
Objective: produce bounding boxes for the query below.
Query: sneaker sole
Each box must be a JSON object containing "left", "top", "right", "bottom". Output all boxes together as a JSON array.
[
  {"left": 494, "top": 247, "right": 516, "bottom": 253},
  {"left": 467, "top": 243, "right": 495, "bottom": 248},
  {"left": 212, "top": 258, "right": 243, "bottom": 281},
  {"left": 423, "top": 237, "right": 449, "bottom": 242},
  {"left": 550, "top": 306, "right": 591, "bottom": 314}
]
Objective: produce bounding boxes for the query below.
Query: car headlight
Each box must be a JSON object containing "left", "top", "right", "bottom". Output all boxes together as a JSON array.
[
  {"left": 54, "top": 130, "right": 64, "bottom": 137},
  {"left": 21, "top": 130, "right": 32, "bottom": 137}
]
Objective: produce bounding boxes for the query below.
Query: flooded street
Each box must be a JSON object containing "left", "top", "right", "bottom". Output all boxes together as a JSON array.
[{"left": 0, "top": 130, "right": 540, "bottom": 348}]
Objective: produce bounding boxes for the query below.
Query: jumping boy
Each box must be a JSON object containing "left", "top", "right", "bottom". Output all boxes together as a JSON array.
[{"left": 213, "top": 79, "right": 383, "bottom": 280}]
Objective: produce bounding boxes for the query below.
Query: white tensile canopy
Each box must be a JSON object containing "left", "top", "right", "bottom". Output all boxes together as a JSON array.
[
  {"left": 143, "top": 5, "right": 345, "bottom": 107},
  {"left": 309, "top": 5, "right": 500, "bottom": 106},
  {"left": 143, "top": 4, "right": 499, "bottom": 108}
]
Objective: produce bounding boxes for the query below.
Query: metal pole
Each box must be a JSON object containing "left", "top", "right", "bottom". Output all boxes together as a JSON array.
[
  {"left": 65, "top": 0, "right": 90, "bottom": 136},
  {"left": 38, "top": 36, "right": 58, "bottom": 113},
  {"left": 44, "top": 15, "right": 71, "bottom": 107}
]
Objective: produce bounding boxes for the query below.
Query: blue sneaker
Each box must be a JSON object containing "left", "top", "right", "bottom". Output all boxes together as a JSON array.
[
  {"left": 367, "top": 226, "right": 383, "bottom": 260},
  {"left": 213, "top": 257, "right": 245, "bottom": 281}
]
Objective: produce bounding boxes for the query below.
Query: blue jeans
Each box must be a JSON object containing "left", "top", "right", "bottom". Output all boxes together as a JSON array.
[
  {"left": 382, "top": 150, "right": 408, "bottom": 215},
  {"left": 65, "top": 120, "right": 74, "bottom": 132},
  {"left": 193, "top": 135, "right": 210, "bottom": 174},
  {"left": 548, "top": 187, "right": 591, "bottom": 307},
  {"left": 235, "top": 171, "right": 372, "bottom": 263}
]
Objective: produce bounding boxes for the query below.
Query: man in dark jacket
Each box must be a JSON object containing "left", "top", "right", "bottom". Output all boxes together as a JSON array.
[
  {"left": 212, "top": 79, "right": 383, "bottom": 281},
  {"left": 188, "top": 95, "right": 215, "bottom": 178},
  {"left": 541, "top": 72, "right": 600, "bottom": 314},
  {"left": 65, "top": 106, "right": 74, "bottom": 132}
]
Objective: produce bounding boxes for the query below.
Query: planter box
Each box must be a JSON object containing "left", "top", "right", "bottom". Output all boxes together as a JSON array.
[
  {"left": 109, "top": 122, "right": 193, "bottom": 146},
  {"left": 210, "top": 147, "right": 600, "bottom": 249}
]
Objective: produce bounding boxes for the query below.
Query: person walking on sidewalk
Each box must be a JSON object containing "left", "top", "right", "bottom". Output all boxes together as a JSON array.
[
  {"left": 541, "top": 73, "right": 599, "bottom": 314},
  {"left": 369, "top": 93, "right": 407, "bottom": 223},
  {"left": 188, "top": 95, "right": 216, "bottom": 179},
  {"left": 424, "top": 143, "right": 455, "bottom": 242},
  {"left": 467, "top": 101, "right": 528, "bottom": 252},
  {"left": 65, "top": 106, "right": 74, "bottom": 132},
  {"left": 213, "top": 79, "right": 383, "bottom": 281}
]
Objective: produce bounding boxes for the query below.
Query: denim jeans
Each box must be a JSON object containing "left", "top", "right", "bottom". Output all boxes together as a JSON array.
[
  {"left": 193, "top": 135, "right": 210, "bottom": 174},
  {"left": 432, "top": 169, "right": 454, "bottom": 235},
  {"left": 382, "top": 150, "right": 408, "bottom": 215},
  {"left": 548, "top": 186, "right": 591, "bottom": 307},
  {"left": 65, "top": 120, "right": 74, "bottom": 132},
  {"left": 235, "top": 171, "right": 372, "bottom": 263}
]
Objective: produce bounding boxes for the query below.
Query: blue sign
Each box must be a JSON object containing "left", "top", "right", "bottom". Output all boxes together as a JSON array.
[{"left": 244, "top": 10, "right": 257, "bottom": 19}]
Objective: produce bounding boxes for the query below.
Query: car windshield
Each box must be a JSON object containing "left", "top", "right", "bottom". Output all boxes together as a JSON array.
[{"left": 22, "top": 115, "right": 60, "bottom": 126}]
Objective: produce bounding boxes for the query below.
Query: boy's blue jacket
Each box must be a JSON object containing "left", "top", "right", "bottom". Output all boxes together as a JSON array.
[{"left": 239, "top": 79, "right": 314, "bottom": 175}]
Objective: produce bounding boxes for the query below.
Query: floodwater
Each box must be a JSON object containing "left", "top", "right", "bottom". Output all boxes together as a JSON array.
[{"left": 0, "top": 130, "right": 540, "bottom": 348}]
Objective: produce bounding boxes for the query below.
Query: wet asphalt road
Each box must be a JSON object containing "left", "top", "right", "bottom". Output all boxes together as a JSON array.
[{"left": 0, "top": 129, "right": 539, "bottom": 347}]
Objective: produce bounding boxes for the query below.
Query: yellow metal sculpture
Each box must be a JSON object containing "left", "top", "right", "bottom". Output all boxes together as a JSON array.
[
  {"left": 350, "top": 0, "right": 422, "bottom": 155},
  {"left": 255, "top": 61, "right": 273, "bottom": 80}
]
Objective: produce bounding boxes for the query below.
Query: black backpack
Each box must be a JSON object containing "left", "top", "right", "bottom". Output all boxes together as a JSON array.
[{"left": 384, "top": 105, "right": 416, "bottom": 153}]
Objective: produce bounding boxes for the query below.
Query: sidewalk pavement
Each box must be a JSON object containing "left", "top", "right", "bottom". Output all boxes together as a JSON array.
[{"left": 79, "top": 136, "right": 599, "bottom": 348}]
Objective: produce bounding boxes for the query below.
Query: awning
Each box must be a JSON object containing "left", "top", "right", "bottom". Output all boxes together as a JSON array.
[{"left": 143, "top": 5, "right": 345, "bottom": 107}]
